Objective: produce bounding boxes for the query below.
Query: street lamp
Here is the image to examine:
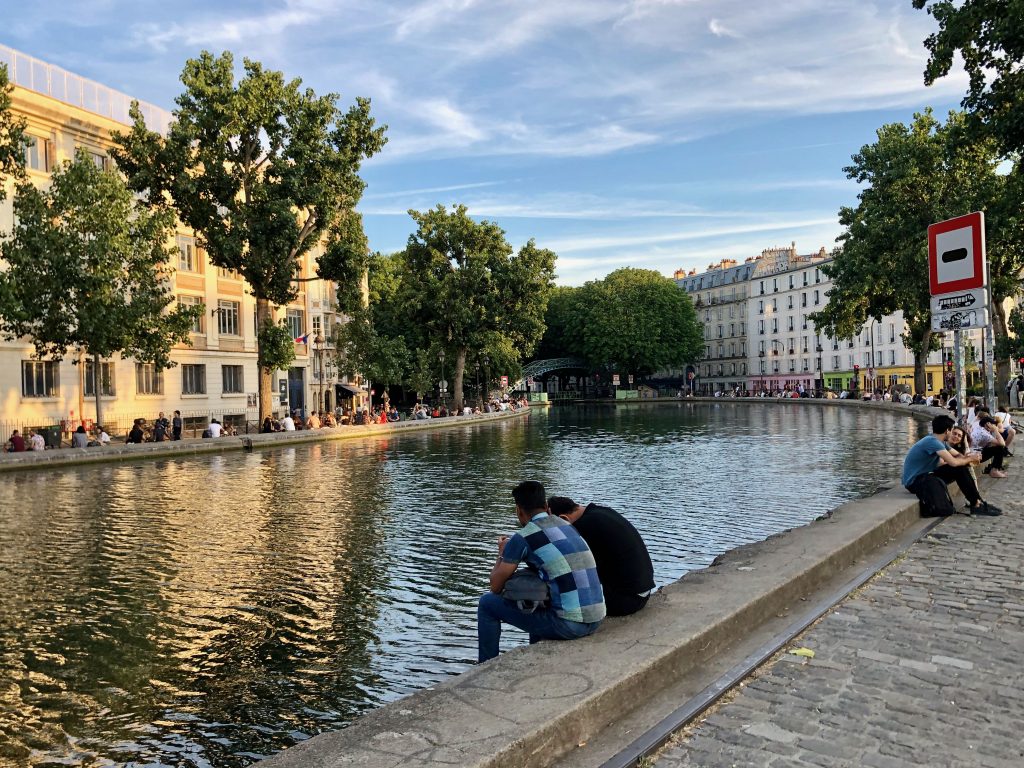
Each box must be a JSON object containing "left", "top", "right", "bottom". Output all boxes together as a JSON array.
[
  {"left": 475, "top": 360, "right": 481, "bottom": 409},
  {"left": 482, "top": 354, "right": 489, "bottom": 406},
  {"left": 815, "top": 344, "right": 824, "bottom": 395},
  {"left": 314, "top": 333, "right": 325, "bottom": 412},
  {"left": 438, "top": 349, "right": 446, "bottom": 407}
]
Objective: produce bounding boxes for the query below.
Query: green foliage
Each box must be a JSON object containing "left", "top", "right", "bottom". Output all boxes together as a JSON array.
[
  {"left": 0, "top": 63, "right": 27, "bottom": 201},
  {"left": 811, "top": 110, "right": 1015, "bottom": 390},
  {"left": 544, "top": 268, "right": 702, "bottom": 377},
  {"left": 915, "top": 0, "right": 1024, "bottom": 155},
  {"left": 332, "top": 307, "right": 409, "bottom": 390},
  {"left": 0, "top": 149, "right": 199, "bottom": 367},
  {"left": 257, "top": 318, "right": 297, "bottom": 372},
  {"left": 536, "top": 285, "right": 582, "bottom": 359},
  {"left": 400, "top": 204, "right": 556, "bottom": 407},
  {"left": 111, "top": 50, "right": 387, "bottom": 303}
]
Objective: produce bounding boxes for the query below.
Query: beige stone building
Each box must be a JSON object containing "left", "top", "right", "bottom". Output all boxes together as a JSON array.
[{"left": 0, "top": 45, "right": 352, "bottom": 438}]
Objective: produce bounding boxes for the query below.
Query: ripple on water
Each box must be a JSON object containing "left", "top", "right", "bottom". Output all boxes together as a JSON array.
[{"left": 0, "top": 403, "right": 925, "bottom": 765}]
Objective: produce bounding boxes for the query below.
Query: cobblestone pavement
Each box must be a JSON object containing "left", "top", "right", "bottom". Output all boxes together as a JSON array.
[{"left": 654, "top": 478, "right": 1024, "bottom": 768}]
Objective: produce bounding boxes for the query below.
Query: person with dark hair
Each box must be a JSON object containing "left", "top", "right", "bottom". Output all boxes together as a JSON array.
[
  {"left": 476, "top": 480, "right": 605, "bottom": 663},
  {"left": 902, "top": 414, "right": 1000, "bottom": 516},
  {"left": 172, "top": 410, "right": 183, "bottom": 441},
  {"left": 548, "top": 496, "right": 655, "bottom": 617},
  {"left": 126, "top": 419, "right": 144, "bottom": 444},
  {"left": 970, "top": 414, "right": 1008, "bottom": 478}
]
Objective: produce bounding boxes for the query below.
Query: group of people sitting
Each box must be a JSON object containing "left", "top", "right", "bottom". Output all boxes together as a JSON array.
[
  {"left": 477, "top": 480, "right": 655, "bottom": 663},
  {"left": 903, "top": 398, "right": 1017, "bottom": 517}
]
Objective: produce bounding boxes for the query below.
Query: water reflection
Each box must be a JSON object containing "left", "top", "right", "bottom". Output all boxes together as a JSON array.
[{"left": 0, "top": 404, "right": 925, "bottom": 765}]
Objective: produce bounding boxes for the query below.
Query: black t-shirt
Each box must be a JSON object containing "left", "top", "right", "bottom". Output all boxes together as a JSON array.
[{"left": 573, "top": 504, "right": 655, "bottom": 597}]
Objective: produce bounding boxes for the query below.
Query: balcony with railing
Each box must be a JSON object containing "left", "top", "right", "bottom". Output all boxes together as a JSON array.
[{"left": 1, "top": 44, "right": 172, "bottom": 134}]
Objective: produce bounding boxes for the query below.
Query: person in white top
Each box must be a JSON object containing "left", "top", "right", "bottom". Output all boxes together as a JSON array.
[
  {"left": 28, "top": 430, "right": 46, "bottom": 451},
  {"left": 970, "top": 413, "right": 1008, "bottom": 478},
  {"left": 207, "top": 419, "right": 223, "bottom": 438},
  {"left": 97, "top": 428, "right": 110, "bottom": 445},
  {"left": 993, "top": 404, "right": 1016, "bottom": 454},
  {"left": 281, "top": 414, "right": 296, "bottom": 431}
]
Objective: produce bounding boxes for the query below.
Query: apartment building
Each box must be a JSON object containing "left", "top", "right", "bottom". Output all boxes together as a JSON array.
[
  {"left": 676, "top": 243, "right": 970, "bottom": 395},
  {"left": 0, "top": 45, "right": 353, "bottom": 435}
]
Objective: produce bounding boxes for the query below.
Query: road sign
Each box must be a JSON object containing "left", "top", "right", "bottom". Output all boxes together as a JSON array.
[
  {"left": 928, "top": 211, "right": 985, "bottom": 296},
  {"left": 500, "top": 375, "right": 508, "bottom": 388},
  {"left": 930, "top": 288, "right": 987, "bottom": 314},
  {"left": 612, "top": 374, "right": 620, "bottom": 386},
  {"left": 931, "top": 306, "right": 989, "bottom": 332},
  {"left": 628, "top": 374, "right": 634, "bottom": 384}
]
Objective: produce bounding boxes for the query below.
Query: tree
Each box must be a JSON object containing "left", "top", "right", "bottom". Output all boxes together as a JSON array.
[
  {"left": 565, "top": 268, "right": 703, "bottom": 380},
  {"left": 811, "top": 110, "right": 1016, "bottom": 393},
  {"left": 333, "top": 306, "right": 410, "bottom": 404},
  {"left": 535, "top": 286, "right": 583, "bottom": 360},
  {"left": 401, "top": 205, "right": 556, "bottom": 411},
  {"left": 0, "top": 150, "right": 200, "bottom": 428},
  {"left": 111, "top": 51, "right": 387, "bottom": 419},
  {"left": 914, "top": 0, "right": 1024, "bottom": 155},
  {"left": 0, "top": 63, "right": 26, "bottom": 199}
]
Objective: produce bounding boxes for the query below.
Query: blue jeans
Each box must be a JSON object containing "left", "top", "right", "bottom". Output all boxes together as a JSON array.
[{"left": 477, "top": 592, "right": 600, "bottom": 662}]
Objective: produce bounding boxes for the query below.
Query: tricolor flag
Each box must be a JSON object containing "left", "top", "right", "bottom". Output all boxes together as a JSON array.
[{"left": 294, "top": 332, "right": 310, "bottom": 344}]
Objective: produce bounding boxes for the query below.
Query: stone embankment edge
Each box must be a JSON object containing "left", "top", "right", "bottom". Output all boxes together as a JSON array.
[
  {"left": 261, "top": 404, "right": 938, "bottom": 768},
  {"left": 0, "top": 408, "right": 530, "bottom": 474}
]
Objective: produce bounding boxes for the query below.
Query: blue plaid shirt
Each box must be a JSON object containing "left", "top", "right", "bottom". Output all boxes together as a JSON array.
[{"left": 502, "top": 513, "right": 605, "bottom": 624}]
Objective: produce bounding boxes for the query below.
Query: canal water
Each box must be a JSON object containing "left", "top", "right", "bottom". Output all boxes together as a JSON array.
[{"left": 0, "top": 403, "right": 926, "bottom": 766}]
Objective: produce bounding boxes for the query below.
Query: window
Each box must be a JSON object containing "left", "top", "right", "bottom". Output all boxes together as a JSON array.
[
  {"left": 182, "top": 364, "right": 206, "bottom": 395},
  {"left": 286, "top": 309, "right": 305, "bottom": 340},
  {"left": 84, "top": 361, "right": 116, "bottom": 397},
  {"left": 889, "top": 350, "right": 896, "bottom": 366},
  {"left": 803, "top": 273, "right": 808, "bottom": 286},
  {"left": 771, "top": 319, "right": 778, "bottom": 333},
  {"left": 789, "top": 361, "right": 796, "bottom": 372},
  {"left": 773, "top": 278, "right": 778, "bottom": 292},
  {"left": 179, "top": 295, "right": 204, "bottom": 333},
  {"left": 22, "top": 360, "right": 59, "bottom": 397},
  {"left": 717, "top": 325, "right": 723, "bottom": 338},
  {"left": 833, "top": 355, "right": 841, "bottom": 369},
  {"left": 801, "top": 293, "right": 807, "bottom": 307},
  {"left": 88, "top": 151, "right": 108, "bottom": 171},
  {"left": 758, "top": 300, "right": 764, "bottom": 314},
  {"left": 758, "top": 320, "right": 765, "bottom": 334},
  {"left": 136, "top": 363, "right": 164, "bottom": 395},
  {"left": 815, "top": 269, "right": 821, "bottom": 283},
  {"left": 772, "top": 298, "right": 777, "bottom": 311},
  {"left": 740, "top": 363, "right": 746, "bottom": 375},
  {"left": 864, "top": 353, "right": 872, "bottom": 366},
  {"left": 222, "top": 365, "right": 244, "bottom": 394},
  {"left": 217, "top": 300, "right": 240, "bottom": 336},
  {"left": 740, "top": 322, "right": 745, "bottom": 335},
  {"left": 177, "top": 235, "right": 200, "bottom": 273},
  {"left": 813, "top": 290, "right": 820, "bottom": 305},
  {"left": 217, "top": 266, "right": 241, "bottom": 279},
  {"left": 789, "top": 275, "right": 794, "bottom": 289},
  {"left": 927, "top": 373, "right": 934, "bottom": 390},
  {"left": 759, "top": 340, "right": 766, "bottom": 354},
  {"left": 889, "top": 324, "right": 896, "bottom": 343},
  {"left": 876, "top": 351, "right": 883, "bottom": 367},
  {"left": 717, "top": 344, "right": 724, "bottom": 358},
  {"left": 759, "top": 281, "right": 765, "bottom": 295},
  {"left": 312, "top": 315, "right": 322, "bottom": 337},
  {"left": 787, "top": 296, "right": 793, "bottom": 309},
  {"left": 787, "top": 317, "right": 794, "bottom": 331},
  {"left": 24, "top": 135, "right": 54, "bottom": 172}
]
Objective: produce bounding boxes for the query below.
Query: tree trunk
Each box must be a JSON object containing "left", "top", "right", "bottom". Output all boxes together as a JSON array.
[
  {"left": 453, "top": 347, "right": 467, "bottom": 412},
  {"left": 914, "top": 329, "right": 931, "bottom": 395},
  {"left": 993, "top": 300, "right": 1010, "bottom": 402},
  {"left": 257, "top": 297, "right": 274, "bottom": 421},
  {"left": 92, "top": 352, "right": 103, "bottom": 434}
]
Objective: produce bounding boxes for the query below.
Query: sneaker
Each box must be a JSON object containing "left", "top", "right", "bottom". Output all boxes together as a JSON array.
[
  {"left": 989, "top": 469, "right": 1008, "bottom": 478},
  {"left": 1006, "top": 450, "right": 1014, "bottom": 457},
  {"left": 971, "top": 502, "right": 1003, "bottom": 516}
]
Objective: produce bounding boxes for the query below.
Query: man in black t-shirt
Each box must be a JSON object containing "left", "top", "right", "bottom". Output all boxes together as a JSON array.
[{"left": 548, "top": 496, "right": 655, "bottom": 616}]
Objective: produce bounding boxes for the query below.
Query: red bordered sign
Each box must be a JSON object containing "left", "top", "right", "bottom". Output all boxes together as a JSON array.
[{"left": 928, "top": 211, "right": 985, "bottom": 296}]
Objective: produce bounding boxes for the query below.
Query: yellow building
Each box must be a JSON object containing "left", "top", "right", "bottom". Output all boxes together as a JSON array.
[{"left": 0, "top": 44, "right": 352, "bottom": 438}]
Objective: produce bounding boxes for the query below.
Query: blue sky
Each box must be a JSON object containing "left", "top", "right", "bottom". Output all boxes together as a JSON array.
[{"left": 4, "top": 0, "right": 968, "bottom": 285}]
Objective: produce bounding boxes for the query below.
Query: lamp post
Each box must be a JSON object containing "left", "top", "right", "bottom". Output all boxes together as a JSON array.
[
  {"left": 314, "top": 333, "right": 325, "bottom": 412},
  {"left": 438, "top": 349, "right": 446, "bottom": 407},
  {"left": 758, "top": 351, "right": 766, "bottom": 394},
  {"left": 475, "top": 360, "right": 481, "bottom": 409},
  {"left": 815, "top": 344, "right": 824, "bottom": 396},
  {"left": 482, "top": 354, "right": 489, "bottom": 407}
]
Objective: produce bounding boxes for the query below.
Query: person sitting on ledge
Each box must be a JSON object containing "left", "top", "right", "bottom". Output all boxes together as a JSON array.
[
  {"left": 903, "top": 414, "right": 1000, "bottom": 517},
  {"left": 970, "top": 412, "right": 1008, "bottom": 479},
  {"left": 548, "top": 496, "right": 655, "bottom": 617},
  {"left": 477, "top": 480, "right": 605, "bottom": 663}
]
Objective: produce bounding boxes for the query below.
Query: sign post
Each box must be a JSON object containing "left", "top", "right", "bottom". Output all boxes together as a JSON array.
[{"left": 928, "top": 211, "right": 988, "bottom": 416}]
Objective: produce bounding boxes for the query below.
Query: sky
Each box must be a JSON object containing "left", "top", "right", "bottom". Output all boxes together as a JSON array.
[{"left": 2, "top": 0, "right": 970, "bottom": 285}]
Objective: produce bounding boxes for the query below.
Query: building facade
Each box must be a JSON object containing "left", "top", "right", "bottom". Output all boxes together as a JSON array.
[
  {"left": 676, "top": 243, "right": 974, "bottom": 396},
  {"left": 0, "top": 45, "right": 354, "bottom": 437}
]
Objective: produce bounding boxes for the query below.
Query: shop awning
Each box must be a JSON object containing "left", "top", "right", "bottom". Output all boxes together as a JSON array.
[{"left": 336, "top": 383, "right": 367, "bottom": 397}]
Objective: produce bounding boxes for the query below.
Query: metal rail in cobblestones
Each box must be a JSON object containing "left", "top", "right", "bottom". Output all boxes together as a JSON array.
[{"left": 600, "top": 515, "right": 944, "bottom": 768}]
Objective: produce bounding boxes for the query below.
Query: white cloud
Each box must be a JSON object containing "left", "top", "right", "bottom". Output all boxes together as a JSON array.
[{"left": 708, "top": 18, "right": 740, "bottom": 38}]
